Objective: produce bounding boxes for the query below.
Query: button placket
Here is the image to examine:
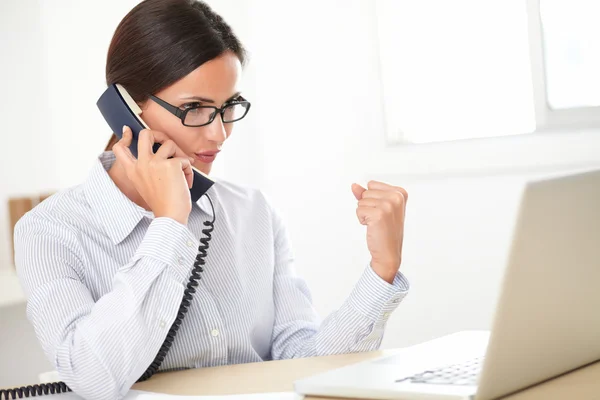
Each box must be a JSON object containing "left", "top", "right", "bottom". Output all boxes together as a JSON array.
[{"left": 199, "top": 289, "right": 227, "bottom": 365}]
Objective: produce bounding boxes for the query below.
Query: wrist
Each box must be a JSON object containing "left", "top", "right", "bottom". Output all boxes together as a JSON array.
[
  {"left": 370, "top": 259, "right": 401, "bottom": 284},
  {"left": 155, "top": 211, "right": 188, "bottom": 226}
]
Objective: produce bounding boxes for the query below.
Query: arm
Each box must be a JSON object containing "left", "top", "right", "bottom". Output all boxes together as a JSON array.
[
  {"left": 15, "top": 215, "right": 199, "bottom": 400},
  {"left": 269, "top": 205, "right": 409, "bottom": 360}
]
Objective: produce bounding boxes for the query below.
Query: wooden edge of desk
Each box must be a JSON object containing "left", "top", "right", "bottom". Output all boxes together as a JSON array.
[
  {"left": 133, "top": 350, "right": 391, "bottom": 396},
  {"left": 0, "top": 351, "right": 389, "bottom": 393},
  {"left": 4, "top": 352, "right": 599, "bottom": 400},
  {"left": 133, "top": 353, "right": 600, "bottom": 400}
]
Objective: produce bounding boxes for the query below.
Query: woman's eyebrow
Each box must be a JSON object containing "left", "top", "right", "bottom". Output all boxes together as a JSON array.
[{"left": 180, "top": 92, "right": 242, "bottom": 104}]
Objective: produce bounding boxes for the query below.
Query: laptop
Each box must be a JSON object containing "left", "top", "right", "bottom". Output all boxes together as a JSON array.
[{"left": 294, "top": 169, "right": 600, "bottom": 400}]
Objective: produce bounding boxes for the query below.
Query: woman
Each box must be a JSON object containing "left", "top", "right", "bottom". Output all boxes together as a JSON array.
[{"left": 13, "top": 1, "right": 409, "bottom": 399}]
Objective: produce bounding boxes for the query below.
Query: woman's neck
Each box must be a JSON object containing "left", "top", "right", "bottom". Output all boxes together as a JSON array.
[{"left": 108, "top": 158, "right": 151, "bottom": 211}]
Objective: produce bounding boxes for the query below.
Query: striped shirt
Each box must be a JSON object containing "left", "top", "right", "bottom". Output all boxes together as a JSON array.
[{"left": 14, "top": 151, "right": 409, "bottom": 400}]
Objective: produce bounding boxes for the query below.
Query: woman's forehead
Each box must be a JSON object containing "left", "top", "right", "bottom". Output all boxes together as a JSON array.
[{"left": 161, "top": 52, "right": 242, "bottom": 102}]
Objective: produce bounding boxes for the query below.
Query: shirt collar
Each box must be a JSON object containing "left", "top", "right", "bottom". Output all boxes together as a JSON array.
[{"left": 84, "top": 151, "right": 215, "bottom": 245}]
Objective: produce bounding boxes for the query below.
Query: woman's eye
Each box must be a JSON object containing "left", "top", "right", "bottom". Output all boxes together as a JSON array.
[{"left": 182, "top": 102, "right": 201, "bottom": 110}]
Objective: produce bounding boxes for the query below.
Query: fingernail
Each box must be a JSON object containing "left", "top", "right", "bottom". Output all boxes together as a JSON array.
[
  {"left": 189, "top": 157, "right": 195, "bottom": 163},
  {"left": 122, "top": 125, "right": 127, "bottom": 134}
]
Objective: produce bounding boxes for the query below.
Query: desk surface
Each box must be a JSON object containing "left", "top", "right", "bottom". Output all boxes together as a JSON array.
[{"left": 133, "top": 350, "right": 600, "bottom": 400}]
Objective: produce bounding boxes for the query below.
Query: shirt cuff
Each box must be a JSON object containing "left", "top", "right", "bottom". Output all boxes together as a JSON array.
[
  {"left": 132, "top": 217, "right": 199, "bottom": 284},
  {"left": 346, "top": 263, "right": 409, "bottom": 322}
]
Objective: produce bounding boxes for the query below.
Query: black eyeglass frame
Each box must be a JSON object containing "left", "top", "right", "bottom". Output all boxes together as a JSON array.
[{"left": 148, "top": 94, "right": 251, "bottom": 127}]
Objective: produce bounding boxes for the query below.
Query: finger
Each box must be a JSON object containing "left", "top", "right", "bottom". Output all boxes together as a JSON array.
[
  {"left": 182, "top": 159, "right": 194, "bottom": 189},
  {"left": 155, "top": 141, "right": 195, "bottom": 170},
  {"left": 359, "top": 197, "right": 395, "bottom": 216},
  {"left": 361, "top": 189, "right": 406, "bottom": 208},
  {"left": 357, "top": 198, "right": 381, "bottom": 208},
  {"left": 168, "top": 158, "right": 194, "bottom": 189},
  {"left": 367, "top": 180, "right": 408, "bottom": 203},
  {"left": 356, "top": 206, "right": 385, "bottom": 226},
  {"left": 120, "top": 125, "right": 133, "bottom": 148},
  {"left": 351, "top": 183, "right": 366, "bottom": 200},
  {"left": 151, "top": 130, "right": 192, "bottom": 160},
  {"left": 112, "top": 126, "right": 136, "bottom": 167},
  {"left": 137, "top": 129, "right": 155, "bottom": 161},
  {"left": 154, "top": 140, "right": 177, "bottom": 159}
]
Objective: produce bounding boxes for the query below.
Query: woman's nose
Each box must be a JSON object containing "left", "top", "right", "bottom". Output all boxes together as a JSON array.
[{"left": 205, "top": 114, "right": 228, "bottom": 142}]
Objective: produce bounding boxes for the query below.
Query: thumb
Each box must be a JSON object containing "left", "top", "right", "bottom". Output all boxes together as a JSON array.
[{"left": 351, "top": 183, "right": 366, "bottom": 201}]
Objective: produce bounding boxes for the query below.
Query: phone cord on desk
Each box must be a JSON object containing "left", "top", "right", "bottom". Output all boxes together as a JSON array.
[{"left": 0, "top": 195, "right": 216, "bottom": 400}]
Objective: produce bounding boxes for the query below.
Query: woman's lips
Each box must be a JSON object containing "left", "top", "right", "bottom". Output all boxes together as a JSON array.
[{"left": 194, "top": 151, "right": 219, "bottom": 163}]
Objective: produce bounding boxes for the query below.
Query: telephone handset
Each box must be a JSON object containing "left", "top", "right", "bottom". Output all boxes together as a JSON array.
[
  {"left": 0, "top": 85, "right": 216, "bottom": 399},
  {"left": 97, "top": 83, "right": 215, "bottom": 202}
]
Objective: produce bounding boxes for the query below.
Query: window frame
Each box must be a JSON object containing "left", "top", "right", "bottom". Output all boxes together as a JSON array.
[
  {"left": 526, "top": 0, "right": 600, "bottom": 132},
  {"left": 372, "top": 0, "right": 600, "bottom": 177}
]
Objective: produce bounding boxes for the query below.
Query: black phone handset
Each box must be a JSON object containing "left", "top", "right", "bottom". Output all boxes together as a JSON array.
[
  {"left": 0, "top": 84, "right": 216, "bottom": 399},
  {"left": 98, "top": 84, "right": 215, "bottom": 203}
]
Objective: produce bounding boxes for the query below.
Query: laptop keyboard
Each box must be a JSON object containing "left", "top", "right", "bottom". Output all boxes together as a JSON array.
[{"left": 396, "top": 357, "right": 483, "bottom": 386}]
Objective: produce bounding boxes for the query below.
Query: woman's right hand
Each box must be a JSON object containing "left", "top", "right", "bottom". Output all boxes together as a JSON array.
[{"left": 113, "top": 125, "right": 195, "bottom": 225}]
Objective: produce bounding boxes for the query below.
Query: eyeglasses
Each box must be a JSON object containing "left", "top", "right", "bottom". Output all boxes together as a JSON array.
[{"left": 148, "top": 94, "right": 251, "bottom": 127}]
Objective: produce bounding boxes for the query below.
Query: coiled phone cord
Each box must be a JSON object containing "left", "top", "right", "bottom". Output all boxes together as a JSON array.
[{"left": 0, "top": 195, "right": 215, "bottom": 400}]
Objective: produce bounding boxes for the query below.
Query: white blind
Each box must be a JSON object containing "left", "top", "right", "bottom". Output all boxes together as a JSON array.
[{"left": 376, "top": 0, "right": 536, "bottom": 143}]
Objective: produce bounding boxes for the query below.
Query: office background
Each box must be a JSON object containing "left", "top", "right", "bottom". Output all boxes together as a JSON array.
[{"left": 1, "top": 0, "right": 598, "bottom": 387}]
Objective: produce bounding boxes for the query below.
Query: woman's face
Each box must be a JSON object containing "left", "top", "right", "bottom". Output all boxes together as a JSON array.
[{"left": 140, "top": 51, "right": 243, "bottom": 175}]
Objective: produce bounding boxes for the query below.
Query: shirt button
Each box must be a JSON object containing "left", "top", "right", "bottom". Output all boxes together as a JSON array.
[
  {"left": 186, "top": 240, "right": 195, "bottom": 248},
  {"left": 383, "top": 312, "right": 390, "bottom": 320},
  {"left": 159, "top": 320, "right": 166, "bottom": 328},
  {"left": 178, "top": 256, "right": 185, "bottom": 265},
  {"left": 211, "top": 329, "right": 220, "bottom": 337}
]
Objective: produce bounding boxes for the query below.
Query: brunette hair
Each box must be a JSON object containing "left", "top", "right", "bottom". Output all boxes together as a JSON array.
[{"left": 103, "top": 0, "right": 246, "bottom": 150}]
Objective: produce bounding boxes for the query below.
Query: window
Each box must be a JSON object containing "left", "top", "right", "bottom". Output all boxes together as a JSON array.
[
  {"left": 375, "top": 0, "right": 600, "bottom": 144},
  {"left": 375, "top": 0, "right": 536, "bottom": 144},
  {"left": 540, "top": 0, "right": 600, "bottom": 110}
]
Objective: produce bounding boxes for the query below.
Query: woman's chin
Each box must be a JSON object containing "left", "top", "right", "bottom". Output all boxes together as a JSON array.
[{"left": 192, "top": 162, "right": 211, "bottom": 176}]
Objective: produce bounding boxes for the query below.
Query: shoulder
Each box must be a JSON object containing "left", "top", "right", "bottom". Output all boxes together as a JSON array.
[
  {"left": 14, "top": 184, "right": 90, "bottom": 248},
  {"left": 211, "top": 178, "right": 288, "bottom": 231},
  {"left": 14, "top": 186, "right": 89, "bottom": 295},
  {"left": 213, "top": 178, "right": 275, "bottom": 214},
  {"left": 213, "top": 178, "right": 267, "bottom": 202},
  {"left": 212, "top": 178, "right": 289, "bottom": 232}
]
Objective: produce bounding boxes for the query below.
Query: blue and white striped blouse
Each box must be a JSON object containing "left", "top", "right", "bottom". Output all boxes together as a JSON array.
[{"left": 14, "top": 151, "right": 409, "bottom": 400}]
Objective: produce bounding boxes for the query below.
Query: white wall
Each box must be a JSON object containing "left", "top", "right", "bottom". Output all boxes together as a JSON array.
[
  {"left": 0, "top": 0, "right": 56, "bottom": 272},
  {"left": 238, "top": 0, "right": 600, "bottom": 351},
  {"left": 1, "top": 0, "right": 599, "bottom": 387},
  {"left": 0, "top": 1, "right": 57, "bottom": 386},
  {"left": 0, "top": 302, "right": 54, "bottom": 386}
]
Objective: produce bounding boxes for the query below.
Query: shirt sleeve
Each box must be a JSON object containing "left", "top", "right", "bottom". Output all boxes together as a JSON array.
[
  {"left": 14, "top": 214, "right": 199, "bottom": 400},
  {"left": 268, "top": 203, "right": 410, "bottom": 360}
]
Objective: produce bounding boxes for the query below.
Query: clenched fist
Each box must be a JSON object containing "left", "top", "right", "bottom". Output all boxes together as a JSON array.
[{"left": 352, "top": 180, "right": 408, "bottom": 284}]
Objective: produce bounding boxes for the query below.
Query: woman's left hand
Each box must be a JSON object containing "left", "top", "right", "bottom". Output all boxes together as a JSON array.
[{"left": 352, "top": 180, "right": 408, "bottom": 284}]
